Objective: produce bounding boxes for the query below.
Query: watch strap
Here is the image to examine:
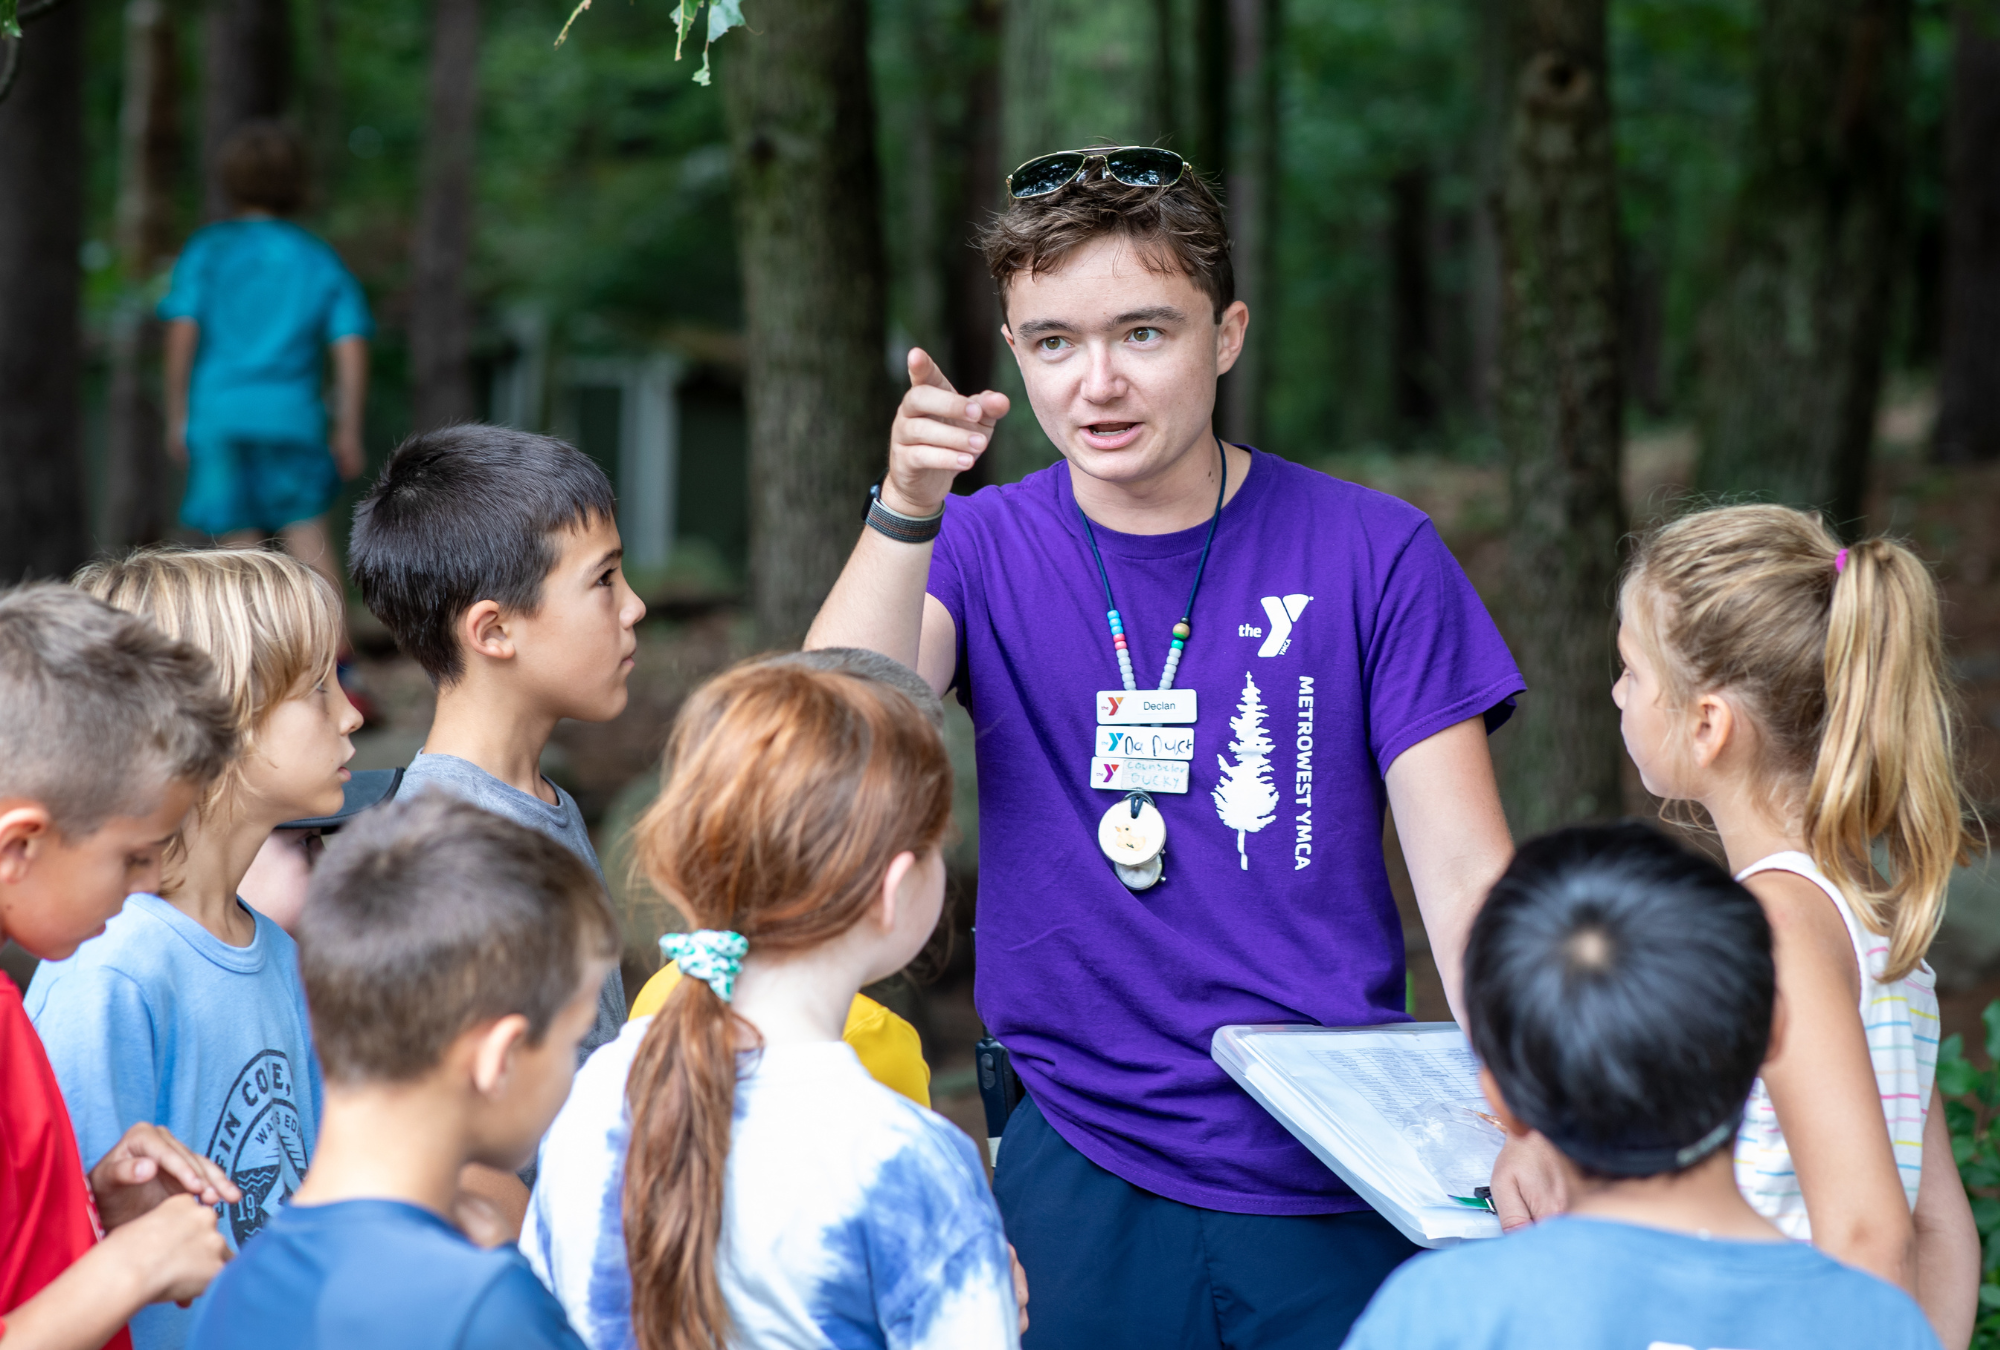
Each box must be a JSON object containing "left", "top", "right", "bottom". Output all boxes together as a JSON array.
[{"left": 865, "top": 483, "right": 944, "bottom": 544}]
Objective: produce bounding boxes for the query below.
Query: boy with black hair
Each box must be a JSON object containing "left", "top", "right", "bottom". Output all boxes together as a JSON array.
[
  {"left": 188, "top": 793, "right": 618, "bottom": 1350},
  {"left": 0, "top": 584, "right": 243, "bottom": 1349},
  {"left": 349, "top": 422, "right": 640, "bottom": 1062},
  {"left": 1343, "top": 821, "right": 1940, "bottom": 1350}
]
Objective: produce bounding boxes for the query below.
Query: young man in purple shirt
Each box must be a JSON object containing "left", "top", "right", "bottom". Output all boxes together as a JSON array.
[{"left": 809, "top": 148, "right": 1550, "bottom": 1347}]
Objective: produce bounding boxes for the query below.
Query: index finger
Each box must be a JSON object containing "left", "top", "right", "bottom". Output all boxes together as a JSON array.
[{"left": 906, "top": 347, "right": 960, "bottom": 396}]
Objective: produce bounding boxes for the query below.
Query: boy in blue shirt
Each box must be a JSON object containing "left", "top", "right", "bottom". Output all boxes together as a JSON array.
[
  {"left": 189, "top": 792, "right": 619, "bottom": 1350},
  {"left": 1343, "top": 822, "right": 1943, "bottom": 1350},
  {"left": 161, "top": 120, "right": 371, "bottom": 608}
]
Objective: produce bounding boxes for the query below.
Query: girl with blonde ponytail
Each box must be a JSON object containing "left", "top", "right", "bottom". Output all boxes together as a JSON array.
[
  {"left": 523, "top": 660, "right": 1022, "bottom": 1350},
  {"left": 1614, "top": 504, "right": 1979, "bottom": 1346}
]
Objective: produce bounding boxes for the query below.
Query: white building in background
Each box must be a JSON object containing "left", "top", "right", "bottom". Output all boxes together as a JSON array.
[{"left": 489, "top": 307, "right": 687, "bottom": 575}]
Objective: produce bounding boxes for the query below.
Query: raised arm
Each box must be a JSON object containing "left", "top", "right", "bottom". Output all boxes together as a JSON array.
[{"left": 804, "top": 348, "right": 1007, "bottom": 693}]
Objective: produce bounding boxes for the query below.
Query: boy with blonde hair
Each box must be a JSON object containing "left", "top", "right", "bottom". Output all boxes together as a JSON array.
[
  {"left": 32, "top": 549, "right": 362, "bottom": 1350},
  {"left": 0, "top": 584, "right": 242, "bottom": 1349}
]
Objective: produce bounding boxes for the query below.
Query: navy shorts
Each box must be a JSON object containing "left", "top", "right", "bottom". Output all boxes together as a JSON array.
[
  {"left": 993, "top": 1096, "right": 1419, "bottom": 1350},
  {"left": 182, "top": 434, "right": 341, "bottom": 536}
]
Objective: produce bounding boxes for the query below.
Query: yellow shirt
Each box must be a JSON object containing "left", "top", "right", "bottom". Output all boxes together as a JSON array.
[{"left": 627, "top": 964, "right": 932, "bottom": 1108}]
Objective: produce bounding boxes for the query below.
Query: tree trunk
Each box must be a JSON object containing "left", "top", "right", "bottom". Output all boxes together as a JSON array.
[
  {"left": 0, "top": 0, "right": 88, "bottom": 581},
  {"left": 1494, "top": 0, "right": 1627, "bottom": 833},
  {"left": 1150, "top": 0, "right": 1178, "bottom": 150},
  {"left": 409, "top": 0, "right": 480, "bottom": 431},
  {"left": 1935, "top": 0, "right": 2000, "bottom": 463},
  {"left": 105, "top": 0, "right": 179, "bottom": 549},
  {"left": 1390, "top": 165, "right": 1438, "bottom": 438},
  {"left": 944, "top": 0, "right": 1003, "bottom": 417},
  {"left": 1191, "top": 0, "right": 1227, "bottom": 179},
  {"left": 1216, "top": 0, "right": 1276, "bottom": 445},
  {"left": 1693, "top": 0, "right": 1910, "bottom": 524},
  {"left": 202, "top": 0, "right": 291, "bottom": 219},
  {"left": 724, "top": 0, "right": 896, "bottom": 649}
]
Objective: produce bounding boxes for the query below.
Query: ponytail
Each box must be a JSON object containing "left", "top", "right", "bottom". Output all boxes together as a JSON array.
[
  {"left": 1808, "top": 538, "right": 1971, "bottom": 980},
  {"left": 1625, "top": 505, "right": 1978, "bottom": 981},
  {"left": 623, "top": 977, "right": 741, "bottom": 1350},
  {"left": 618, "top": 661, "right": 952, "bottom": 1350}
]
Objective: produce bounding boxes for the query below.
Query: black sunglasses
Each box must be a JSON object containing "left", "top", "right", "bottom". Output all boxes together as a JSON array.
[{"left": 1006, "top": 146, "right": 1187, "bottom": 200}]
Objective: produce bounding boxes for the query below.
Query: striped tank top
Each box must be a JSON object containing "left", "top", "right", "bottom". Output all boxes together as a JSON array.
[{"left": 1733, "top": 851, "right": 1939, "bottom": 1238}]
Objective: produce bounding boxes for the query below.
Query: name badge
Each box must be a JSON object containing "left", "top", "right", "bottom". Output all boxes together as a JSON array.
[
  {"left": 1096, "top": 690, "right": 1197, "bottom": 725},
  {"left": 1090, "top": 758, "right": 1191, "bottom": 794},
  {"left": 1094, "top": 725, "right": 1195, "bottom": 761}
]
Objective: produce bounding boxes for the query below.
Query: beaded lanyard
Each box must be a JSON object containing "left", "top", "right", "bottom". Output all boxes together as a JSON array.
[{"left": 1077, "top": 438, "right": 1228, "bottom": 691}]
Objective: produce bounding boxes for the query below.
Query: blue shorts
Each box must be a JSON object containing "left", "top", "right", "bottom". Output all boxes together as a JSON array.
[
  {"left": 993, "top": 1095, "right": 1418, "bottom": 1349},
  {"left": 181, "top": 434, "right": 341, "bottom": 536}
]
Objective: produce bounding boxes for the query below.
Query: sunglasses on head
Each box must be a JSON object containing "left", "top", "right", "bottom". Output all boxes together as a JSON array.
[{"left": 1006, "top": 146, "right": 1187, "bottom": 200}]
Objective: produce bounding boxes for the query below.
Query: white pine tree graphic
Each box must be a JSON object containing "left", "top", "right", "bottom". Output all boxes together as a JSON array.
[{"left": 1212, "top": 670, "right": 1279, "bottom": 870}]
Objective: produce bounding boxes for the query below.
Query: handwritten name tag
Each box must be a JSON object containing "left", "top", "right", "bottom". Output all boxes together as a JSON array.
[
  {"left": 1096, "top": 690, "right": 1198, "bottom": 725},
  {"left": 1089, "top": 758, "right": 1191, "bottom": 794},
  {"left": 1094, "top": 726, "right": 1195, "bottom": 761}
]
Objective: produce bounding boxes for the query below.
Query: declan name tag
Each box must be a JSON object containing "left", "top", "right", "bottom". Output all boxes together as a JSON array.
[
  {"left": 1090, "top": 758, "right": 1191, "bottom": 794},
  {"left": 1095, "top": 725, "right": 1195, "bottom": 761},
  {"left": 1096, "top": 690, "right": 1197, "bottom": 725}
]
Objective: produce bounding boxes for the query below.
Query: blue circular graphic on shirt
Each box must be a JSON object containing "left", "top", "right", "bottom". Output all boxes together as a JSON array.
[{"left": 204, "top": 1050, "right": 309, "bottom": 1245}]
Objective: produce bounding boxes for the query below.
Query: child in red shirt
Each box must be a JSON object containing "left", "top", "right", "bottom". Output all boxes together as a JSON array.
[{"left": 0, "top": 584, "right": 242, "bottom": 1348}]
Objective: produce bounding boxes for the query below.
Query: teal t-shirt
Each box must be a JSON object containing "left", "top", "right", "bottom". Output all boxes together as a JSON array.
[{"left": 158, "top": 219, "right": 372, "bottom": 447}]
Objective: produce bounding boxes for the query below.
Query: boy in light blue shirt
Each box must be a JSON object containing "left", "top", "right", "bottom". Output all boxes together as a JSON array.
[
  {"left": 30, "top": 548, "right": 362, "bottom": 1350},
  {"left": 1342, "top": 823, "right": 1944, "bottom": 1350}
]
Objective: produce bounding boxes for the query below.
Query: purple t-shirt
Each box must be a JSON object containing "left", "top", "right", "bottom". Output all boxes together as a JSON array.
[{"left": 928, "top": 449, "right": 1523, "bottom": 1215}]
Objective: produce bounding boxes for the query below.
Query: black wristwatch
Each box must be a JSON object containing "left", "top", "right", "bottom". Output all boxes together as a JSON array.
[{"left": 865, "top": 483, "right": 945, "bottom": 544}]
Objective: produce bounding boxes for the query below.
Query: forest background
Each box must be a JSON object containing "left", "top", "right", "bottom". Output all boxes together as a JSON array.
[{"left": 6, "top": 0, "right": 2000, "bottom": 1321}]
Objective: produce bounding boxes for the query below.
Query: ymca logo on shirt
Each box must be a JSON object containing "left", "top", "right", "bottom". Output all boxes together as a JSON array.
[
  {"left": 205, "top": 1050, "right": 309, "bottom": 1245},
  {"left": 1236, "top": 595, "right": 1312, "bottom": 657}
]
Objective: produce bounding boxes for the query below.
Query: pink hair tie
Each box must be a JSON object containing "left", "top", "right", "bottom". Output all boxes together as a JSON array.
[{"left": 1833, "top": 548, "right": 1849, "bottom": 575}]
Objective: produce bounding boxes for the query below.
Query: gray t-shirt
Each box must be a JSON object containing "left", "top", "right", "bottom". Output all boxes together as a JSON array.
[{"left": 399, "top": 752, "right": 627, "bottom": 1060}]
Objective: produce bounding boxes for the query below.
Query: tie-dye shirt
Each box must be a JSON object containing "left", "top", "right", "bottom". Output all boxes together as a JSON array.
[
  {"left": 1733, "top": 851, "right": 1940, "bottom": 1236},
  {"left": 523, "top": 1020, "right": 1020, "bottom": 1350}
]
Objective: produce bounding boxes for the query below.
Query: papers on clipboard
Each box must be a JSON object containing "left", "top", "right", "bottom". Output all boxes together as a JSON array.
[{"left": 1212, "top": 1022, "right": 1505, "bottom": 1248}]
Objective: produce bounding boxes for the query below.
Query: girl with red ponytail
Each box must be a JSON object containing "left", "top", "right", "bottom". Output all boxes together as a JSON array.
[{"left": 522, "top": 660, "right": 1021, "bottom": 1350}]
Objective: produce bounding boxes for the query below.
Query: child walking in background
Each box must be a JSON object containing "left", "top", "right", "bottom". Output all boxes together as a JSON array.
[
  {"left": 526, "top": 663, "right": 1022, "bottom": 1350},
  {"left": 1613, "top": 504, "right": 1979, "bottom": 1345},
  {"left": 0, "top": 584, "right": 241, "bottom": 1348},
  {"left": 29, "top": 549, "right": 361, "bottom": 1350},
  {"left": 161, "top": 121, "right": 371, "bottom": 623}
]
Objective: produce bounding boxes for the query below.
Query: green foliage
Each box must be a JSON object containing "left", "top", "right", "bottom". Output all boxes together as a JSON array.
[
  {"left": 2, "top": 0, "right": 19, "bottom": 40},
  {"left": 554, "top": 0, "right": 741, "bottom": 85},
  {"left": 1936, "top": 1002, "right": 2000, "bottom": 1345}
]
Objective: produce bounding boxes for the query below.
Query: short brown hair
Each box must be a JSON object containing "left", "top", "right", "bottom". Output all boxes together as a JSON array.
[
  {"left": 980, "top": 153, "right": 1234, "bottom": 321},
  {"left": 0, "top": 583, "right": 236, "bottom": 836},
  {"left": 219, "top": 120, "right": 308, "bottom": 215},
  {"left": 300, "top": 793, "right": 620, "bottom": 1085}
]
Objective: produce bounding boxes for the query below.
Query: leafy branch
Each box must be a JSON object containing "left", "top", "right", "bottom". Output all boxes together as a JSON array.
[
  {"left": 554, "top": 0, "right": 743, "bottom": 85},
  {"left": 1938, "top": 1003, "right": 2000, "bottom": 1345},
  {"left": 0, "top": 0, "right": 72, "bottom": 104}
]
